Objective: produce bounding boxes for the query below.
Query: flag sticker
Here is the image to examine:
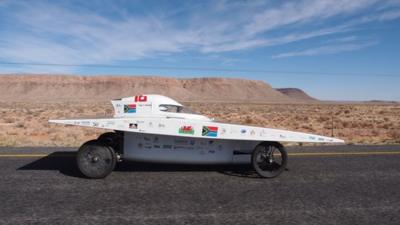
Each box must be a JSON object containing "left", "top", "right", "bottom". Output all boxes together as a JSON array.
[
  {"left": 179, "top": 125, "right": 195, "bottom": 135},
  {"left": 135, "top": 95, "right": 147, "bottom": 102},
  {"left": 202, "top": 126, "right": 218, "bottom": 137},
  {"left": 124, "top": 104, "right": 136, "bottom": 113}
]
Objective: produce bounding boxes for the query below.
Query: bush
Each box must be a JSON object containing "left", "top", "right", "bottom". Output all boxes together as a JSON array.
[
  {"left": 389, "top": 130, "right": 400, "bottom": 141},
  {"left": 15, "top": 123, "right": 25, "bottom": 128},
  {"left": 3, "top": 117, "right": 15, "bottom": 123},
  {"left": 245, "top": 116, "right": 253, "bottom": 124}
]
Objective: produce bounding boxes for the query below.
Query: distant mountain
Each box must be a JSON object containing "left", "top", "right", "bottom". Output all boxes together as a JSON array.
[
  {"left": 363, "top": 100, "right": 399, "bottom": 104},
  {"left": 276, "top": 88, "right": 317, "bottom": 102},
  {"left": 0, "top": 74, "right": 317, "bottom": 103}
]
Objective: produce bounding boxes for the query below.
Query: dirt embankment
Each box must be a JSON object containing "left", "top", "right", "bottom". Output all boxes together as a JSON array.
[{"left": 0, "top": 75, "right": 316, "bottom": 103}]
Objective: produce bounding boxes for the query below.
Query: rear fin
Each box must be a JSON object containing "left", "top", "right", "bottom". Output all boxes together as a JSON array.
[{"left": 111, "top": 100, "right": 125, "bottom": 117}]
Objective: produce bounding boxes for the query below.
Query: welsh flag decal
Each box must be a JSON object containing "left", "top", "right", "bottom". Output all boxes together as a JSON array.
[
  {"left": 179, "top": 125, "right": 195, "bottom": 135},
  {"left": 202, "top": 126, "right": 218, "bottom": 137}
]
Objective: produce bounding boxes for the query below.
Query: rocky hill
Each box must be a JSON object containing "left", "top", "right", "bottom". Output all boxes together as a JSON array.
[
  {"left": 276, "top": 88, "right": 317, "bottom": 102},
  {"left": 0, "top": 75, "right": 317, "bottom": 103}
]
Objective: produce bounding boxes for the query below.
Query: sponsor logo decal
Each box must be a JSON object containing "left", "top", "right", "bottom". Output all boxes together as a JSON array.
[
  {"left": 174, "top": 139, "right": 189, "bottom": 145},
  {"left": 162, "top": 144, "right": 173, "bottom": 149},
  {"left": 179, "top": 125, "right": 195, "bottom": 135},
  {"left": 81, "top": 121, "right": 90, "bottom": 125},
  {"left": 144, "top": 136, "right": 151, "bottom": 141},
  {"left": 202, "top": 126, "right": 218, "bottom": 137},
  {"left": 124, "top": 104, "right": 136, "bottom": 113},
  {"left": 135, "top": 95, "right": 147, "bottom": 102},
  {"left": 129, "top": 123, "right": 138, "bottom": 129},
  {"left": 220, "top": 128, "right": 226, "bottom": 135},
  {"left": 106, "top": 121, "right": 115, "bottom": 126}
]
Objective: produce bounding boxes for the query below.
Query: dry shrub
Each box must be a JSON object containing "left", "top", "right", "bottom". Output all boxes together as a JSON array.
[
  {"left": 245, "top": 116, "right": 253, "bottom": 124},
  {"left": 14, "top": 123, "right": 24, "bottom": 128},
  {"left": 358, "top": 121, "right": 374, "bottom": 129},
  {"left": 341, "top": 121, "right": 351, "bottom": 128},
  {"left": 371, "top": 129, "right": 380, "bottom": 136},
  {"left": 301, "top": 124, "right": 313, "bottom": 131},
  {"left": 389, "top": 130, "right": 400, "bottom": 141},
  {"left": 3, "top": 117, "right": 15, "bottom": 123},
  {"left": 323, "top": 123, "right": 332, "bottom": 129},
  {"left": 317, "top": 116, "right": 330, "bottom": 123}
]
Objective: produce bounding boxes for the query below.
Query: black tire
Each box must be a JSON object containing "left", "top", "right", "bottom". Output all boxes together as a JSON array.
[
  {"left": 251, "top": 142, "right": 288, "bottom": 178},
  {"left": 97, "top": 132, "right": 122, "bottom": 153},
  {"left": 76, "top": 140, "right": 117, "bottom": 179}
]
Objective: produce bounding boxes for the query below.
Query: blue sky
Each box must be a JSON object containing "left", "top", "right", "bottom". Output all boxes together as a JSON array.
[{"left": 0, "top": 0, "right": 400, "bottom": 101}]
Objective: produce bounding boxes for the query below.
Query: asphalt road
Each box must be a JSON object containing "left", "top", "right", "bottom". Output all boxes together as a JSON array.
[{"left": 0, "top": 145, "right": 400, "bottom": 225}]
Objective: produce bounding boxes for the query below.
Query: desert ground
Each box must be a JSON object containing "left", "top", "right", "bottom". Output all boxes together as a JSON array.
[{"left": 0, "top": 101, "right": 399, "bottom": 147}]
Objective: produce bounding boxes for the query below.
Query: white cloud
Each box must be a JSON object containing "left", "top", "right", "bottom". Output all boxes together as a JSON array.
[
  {"left": 0, "top": 0, "right": 399, "bottom": 69},
  {"left": 244, "top": 0, "right": 379, "bottom": 35},
  {"left": 272, "top": 40, "right": 378, "bottom": 58}
]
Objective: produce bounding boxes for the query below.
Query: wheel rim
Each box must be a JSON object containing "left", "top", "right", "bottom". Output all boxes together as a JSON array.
[
  {"left": 253, "top": 144, "right": 286, "bottom": 178},
  {"left": 84, "top": 149, "right": 112, "bottom": 167},
  {"left": 78, "top": 144, "right": 115, "bottom": 178}
]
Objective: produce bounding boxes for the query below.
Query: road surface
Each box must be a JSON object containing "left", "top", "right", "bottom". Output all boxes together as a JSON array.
[{"left": 0, "top": 145, "right": 399, "bottom": 225}]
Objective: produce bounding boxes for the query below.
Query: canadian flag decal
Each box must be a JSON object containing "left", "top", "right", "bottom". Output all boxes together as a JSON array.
[{"left": 135, "top": 95, "right": 147, "bottom": 102}]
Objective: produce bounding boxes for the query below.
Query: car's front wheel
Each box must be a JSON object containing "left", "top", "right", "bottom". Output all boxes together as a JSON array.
[{"left": 76, "top": 140, "right": 117, "bottom": 179}]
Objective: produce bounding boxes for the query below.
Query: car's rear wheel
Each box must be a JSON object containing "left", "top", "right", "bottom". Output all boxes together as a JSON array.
[
  {"left": 77, "top": 140, "right": 117, "bottom": 179},
  {"left": 251, "top": 142, "right": 287, "bottom": 178},
  {"left": 97, "top": 132, "right": 122, "bottom": 153}
]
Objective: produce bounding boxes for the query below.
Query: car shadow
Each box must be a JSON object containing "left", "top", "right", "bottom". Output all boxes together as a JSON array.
[
  {"left": 18, "top": 151, "right": 261, "bottom": 179},
  {"left": 18, "top": 152, "right": 85, "bottom": 178}
]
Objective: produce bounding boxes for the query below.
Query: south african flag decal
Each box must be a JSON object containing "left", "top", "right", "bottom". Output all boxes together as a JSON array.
[
  {"left": 124, "top": 104, "right": 136, "bottom": 113},
  {"left": 202, "top": 126, "right": 218, "bottom": 137}
]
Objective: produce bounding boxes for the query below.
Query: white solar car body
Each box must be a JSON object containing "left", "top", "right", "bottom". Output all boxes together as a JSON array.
[{"left": 49, "top": 94, "right": 344, "bottom": 178}]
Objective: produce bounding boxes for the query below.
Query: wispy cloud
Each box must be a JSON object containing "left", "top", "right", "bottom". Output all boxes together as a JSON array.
[
  {"left": 0, "top": 0, "right": 399, "bottom": 68},
  {"left": 272, "top": 40, "right": 378, "bottom": 58},
  {"left": 243, "top": 0, "right": 379, "bottom": 35}
]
